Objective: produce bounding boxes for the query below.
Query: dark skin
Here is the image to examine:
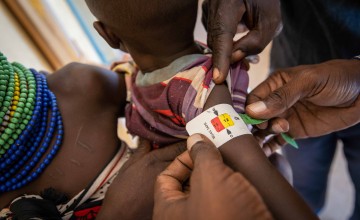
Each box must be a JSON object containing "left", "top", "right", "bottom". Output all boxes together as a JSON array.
[
  {"left": 96, "top": 139, "right": 186, "bottom": 220},
  {"left": 203, "top": 84, "right": 318, "bottom": 220},
  {"left": 88, "top": 0, "right": 201, "bottom": 73},
  {"left": 0, "top": 63, "right": 125, "bottom": 208},
  {"left": 201, "top": 0, "right": 281, "bottom": 83},
  {"left": 246, "top": 59, "right": 360, "bottom": 153},
  {"left": 92, "top": 22, "right": 202, "bottom": 74},
  {"left": 0, "top": 63, "right": 186, "bottom": 210},
  {"left": 91, "top": 0, "right": 282, "bottom": 78},
  {"left": 154, "top": 134, "right": 273, "bottom": 220},
  {"left": 88, "top": 0, "right": 316, "bottom": 218},
  {"left": 91, "top": 24, "right": 317, "bottom": 220}
]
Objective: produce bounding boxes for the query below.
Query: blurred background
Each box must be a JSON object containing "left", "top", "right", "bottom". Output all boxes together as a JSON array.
[{"left": 0, "top": 0, "right": 354, "bottom": 219}]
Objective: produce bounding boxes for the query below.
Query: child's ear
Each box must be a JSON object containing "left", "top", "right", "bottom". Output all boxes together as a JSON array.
[{"left": 93, "top": 21, "right": 122, "bottom": 49}]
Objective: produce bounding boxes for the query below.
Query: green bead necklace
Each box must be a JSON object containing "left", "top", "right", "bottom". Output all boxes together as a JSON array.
[{"left": 0, "top": 55, "right": 36, "bottom": 154}]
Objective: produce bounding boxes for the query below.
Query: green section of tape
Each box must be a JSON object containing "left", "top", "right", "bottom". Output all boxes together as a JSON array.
[
  {"left": 239, "top": 113, "right": 298, "bottom": 149},
  {"left": 239, "top": 114, "right": 267, "bottom": 125},
  {"left": 281, "top": 133, "right": 298, "bottom": 149}
]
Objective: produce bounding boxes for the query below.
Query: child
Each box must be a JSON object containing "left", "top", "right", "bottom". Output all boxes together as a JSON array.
[
  {"left": 85, "top": 0, "right": 317, "bottom": 219},
  {"left": 87, "top": 1, "right": 248, "bottom": 149}
]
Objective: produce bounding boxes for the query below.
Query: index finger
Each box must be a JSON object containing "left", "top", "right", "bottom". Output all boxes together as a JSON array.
[
  {"left": 207, "top": 0, "right": 245, "bottom": 84},
  {"left": 231, "top": 0, "right": 281, "bottom": 60},
  {"left": 155, "top": 151, "right": 193, "bottom": 201},
  {"left": 246, "top": 70, "right": 289, "bottom": 106}
]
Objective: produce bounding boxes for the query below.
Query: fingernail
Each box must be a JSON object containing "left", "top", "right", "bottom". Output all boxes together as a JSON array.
[
  {"left": 213, "top": 68, "right": 220, "bottom": 80},
  {"left": 187, "top": 134, "right": 204, "bottom": 151},
  {"left": 247, "top": 101, "right": 267, "bottom": 114},
  {"left": 231, "top": 50, "right": 245, "bottom": 62},
  {"left": 272, "top": 123, "right": 285, "bottom": 133},
  {"left": 263, "top": 146, "right": 272, "bottom": 157}
]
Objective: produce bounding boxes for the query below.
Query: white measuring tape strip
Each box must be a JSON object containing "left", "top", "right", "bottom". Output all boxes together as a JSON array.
[{"left": 186, "top": 104, "right": 251, "bottom": 148}]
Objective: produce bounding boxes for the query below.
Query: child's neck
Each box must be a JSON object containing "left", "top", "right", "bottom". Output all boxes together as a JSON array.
[{"left": 131, "top": 42, "right": 202, "bottom": 73}]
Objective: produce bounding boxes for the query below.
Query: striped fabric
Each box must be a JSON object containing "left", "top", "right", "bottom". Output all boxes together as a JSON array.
[{"left": 125, "top": 55, "right": 249, "bottom": 147}]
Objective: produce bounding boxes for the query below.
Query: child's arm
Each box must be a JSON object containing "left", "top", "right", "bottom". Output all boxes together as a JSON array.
[{"left": 203, "top": 84, "right": 318, "bottom": 220}]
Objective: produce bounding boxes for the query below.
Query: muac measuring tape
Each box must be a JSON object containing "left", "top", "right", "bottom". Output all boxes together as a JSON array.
[{"left": 186, "top": 104, "right": 298, "bottom": 148}]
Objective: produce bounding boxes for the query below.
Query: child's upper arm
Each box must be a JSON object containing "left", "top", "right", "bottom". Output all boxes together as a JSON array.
[
  {"left": 203, "top": 84, "right": 233, "bottom": 110},
  {"left": 200, "top": 83, "right": 318, "bottom": 220}
]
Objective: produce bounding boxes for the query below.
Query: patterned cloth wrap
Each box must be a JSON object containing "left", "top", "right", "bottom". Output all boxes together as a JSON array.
[{"left": 124, "top": 54, "right": 249, "bottom": 148}]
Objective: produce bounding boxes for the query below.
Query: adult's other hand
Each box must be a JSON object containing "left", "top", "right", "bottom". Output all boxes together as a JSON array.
[
  {"left": 97, "top": 139, "right": 186, "bottom": 220},
  {"left": 153, "top": 134, "right": 273, "bottom": 220},
  {"left": 246, "top": 59, "right": 360, "bottom": 153},
  {"left": 202, "top": 0, "right": 281, "bottom": 83}
]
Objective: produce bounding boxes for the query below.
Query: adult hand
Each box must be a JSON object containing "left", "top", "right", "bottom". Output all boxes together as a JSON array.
[
  {"left": 153, "top": 134, "right": 273, "bottom": 220},
  {"left": 97, "top": 139, "right": 186, "bottom": 220},
  {"left": 201, "top": 0, "right": 281, "bottom": 83},
  {"left": 246, "top": 59, "right": 360, "bottom": 153}
]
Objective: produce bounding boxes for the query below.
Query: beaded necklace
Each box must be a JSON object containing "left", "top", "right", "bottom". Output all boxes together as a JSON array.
[{"left": 0, "top": 52, "right": 63, "bottom": 193}]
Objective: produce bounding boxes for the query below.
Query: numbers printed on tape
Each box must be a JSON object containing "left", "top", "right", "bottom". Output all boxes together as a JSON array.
[
  {"left": 186, "top": 104, "right": 298, "bottom": 149},
  {"left": 186, "top": 104, "right": 250, "bottom": 148}
]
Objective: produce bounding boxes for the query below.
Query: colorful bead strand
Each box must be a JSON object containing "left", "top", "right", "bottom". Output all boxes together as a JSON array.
[
  {"left": 0, "top": 52, "right": 63, "bottom": 193},
  {"left": 0, "top": 63, "right": 35, "bottom": 153},
  {"left": 0, "top": 61, "right": 15, "bottom": 127},
  {"left": 0, "top": 71, "right": 46, "bottom": 180}
]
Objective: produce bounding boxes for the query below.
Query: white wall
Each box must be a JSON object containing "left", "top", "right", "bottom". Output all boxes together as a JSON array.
[{"left": 0, "top": 3, "right": 51, "bottom": 71}]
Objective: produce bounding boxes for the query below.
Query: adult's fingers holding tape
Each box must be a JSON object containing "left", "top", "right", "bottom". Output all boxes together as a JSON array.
[
  {"left": 254, "top": 117, "right": 289, "bottom": 134},
  {"left": 252, "top": 117, "right": 289, "bottom": 144},
  {"left": 262, "top": 135, "right": 287, "bottom": 157}
]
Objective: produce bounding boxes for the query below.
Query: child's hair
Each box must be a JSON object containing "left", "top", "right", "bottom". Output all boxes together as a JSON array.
[{"left": 86, "top": 0, "right": 198, "bottom": 54}]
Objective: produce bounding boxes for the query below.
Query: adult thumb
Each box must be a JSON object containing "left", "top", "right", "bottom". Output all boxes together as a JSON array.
[
  {"left": 246, "top": 82, "right": 305, "bottom": 119},
  {"left": 207, "top": 2, "right": 246, "bottom": 84},
  {"left": 187, "top": 134, "right": 222, "bottom": 167},
  {"left": 210, "top": 32, "right": 233, "bottom": 84}
]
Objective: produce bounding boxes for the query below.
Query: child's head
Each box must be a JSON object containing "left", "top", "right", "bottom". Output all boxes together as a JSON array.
[{"left": 86, "top": 0, "right": 199, "bottom": 71}]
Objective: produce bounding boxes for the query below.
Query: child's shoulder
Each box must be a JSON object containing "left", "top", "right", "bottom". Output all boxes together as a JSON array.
[
  {"left": 47, "top": 62, "right": 126, "bottom": 105},
  {"left": 48, "top": 62, "right": 117, "bottom": 90}
]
